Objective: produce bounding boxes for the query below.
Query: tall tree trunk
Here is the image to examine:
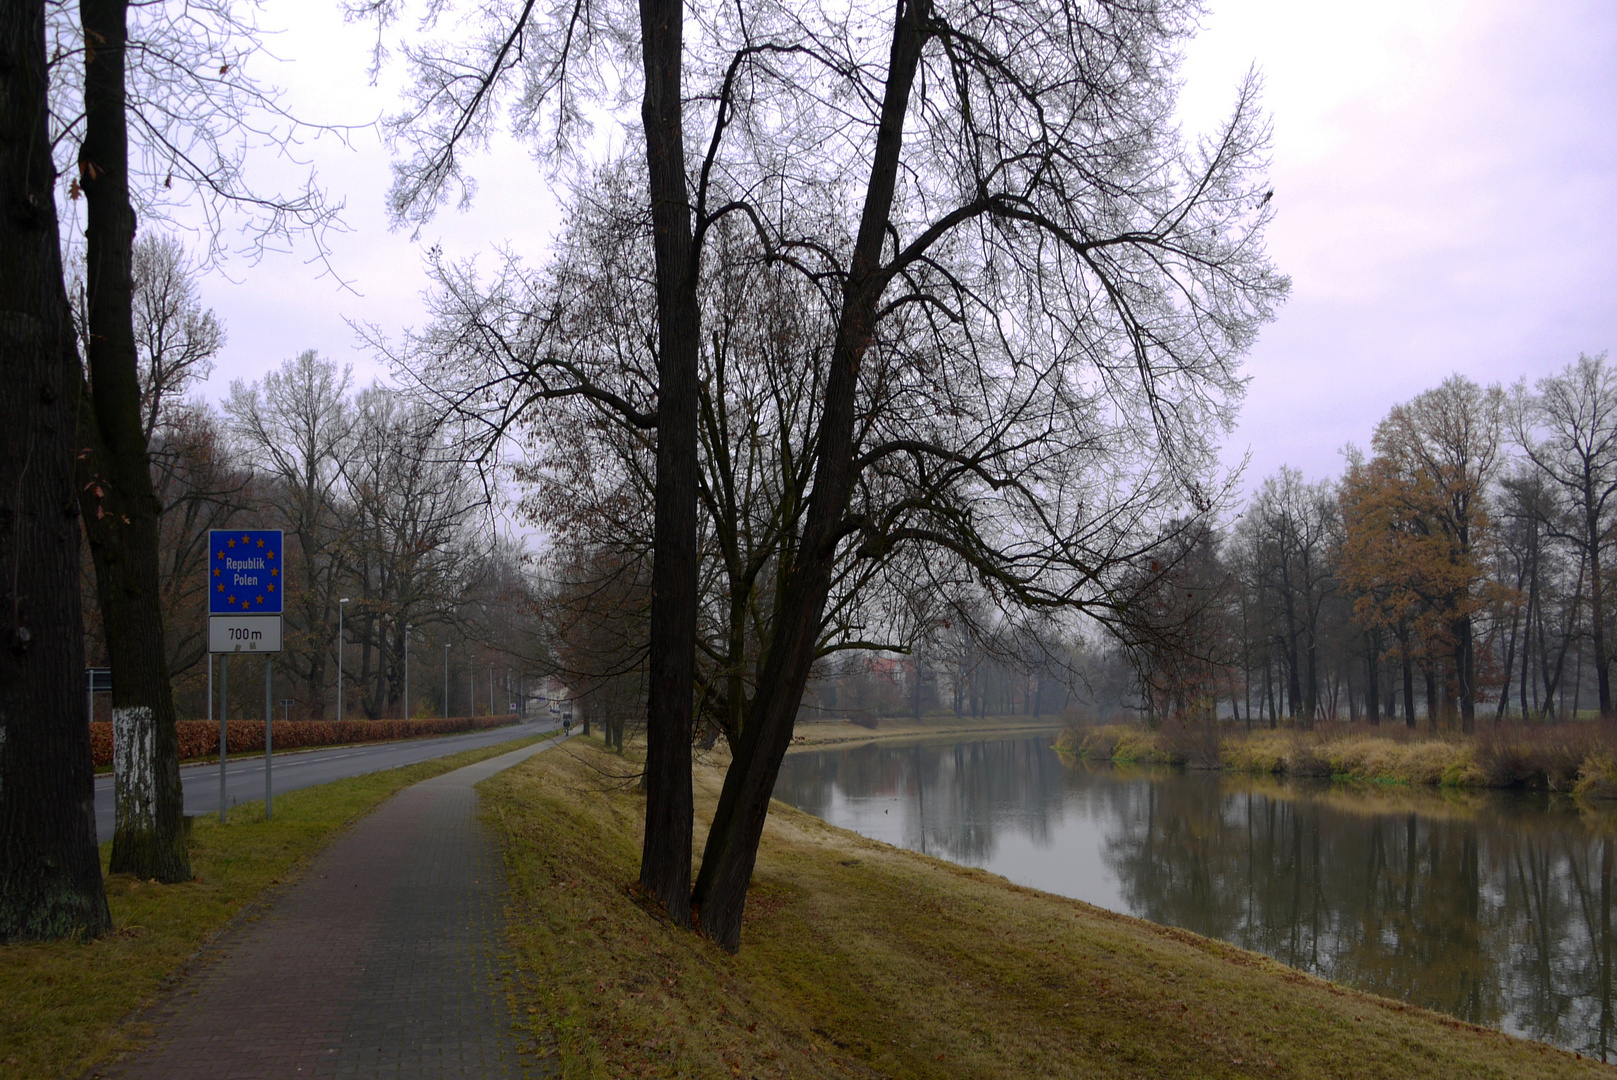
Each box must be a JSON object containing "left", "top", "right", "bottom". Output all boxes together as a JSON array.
[
  {"left": 1497, "top": 603, "right": 1519, "bottom": 721},
  {"left": 691, "top": 0, "right": 932, "bottom": 952},
  {"left": 1399, "top": 623, "right": 1416, "bottom": 729},
  {"left": 1365, "top": 629, "right": 1381, "bottom": 725},
  {"left": 1453, "top": 614, "right": 1476, "bottom": 732},
  {"left": 1304, "top": 639, "right": 1318, "bottom": 728},
  {"left": 1589, "top": 488, "right": 1611, "bottom": 717},
  {"left": 636, "top": 0, "right": 699, "bottom": 924},
  {"left": 78, "top": 0, "right": 190, "bottom": 882},
  {"left": 0, "top": 0, "right": 113, "bottom": 940}
]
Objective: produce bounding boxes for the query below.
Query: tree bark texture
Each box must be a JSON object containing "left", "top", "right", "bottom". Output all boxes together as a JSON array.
[
  {"left": 78, "top": 0, "right": 190, "bottom": 882},
  {"left": 1587, "top": 490, "right": 1611, "bottom": 717},
  {"left": 691, "top": 0, "right": 932, "bottom": 952},
  {"left": 636, "top": 0, "right": 699, "bottom": 923},
  {"left": 0, "top": 0, "right": 113, "bottom": 940}
]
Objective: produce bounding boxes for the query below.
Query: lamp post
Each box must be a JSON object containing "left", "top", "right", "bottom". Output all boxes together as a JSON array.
[
  {"left": 443, "top": 642, "right": 452, "bottom": 718},
  {"left": 403, "top": 624, "right": 411, "bottom": 720},
  {"left": 337, "top": 597, "right": 350, "bottom": 720}
]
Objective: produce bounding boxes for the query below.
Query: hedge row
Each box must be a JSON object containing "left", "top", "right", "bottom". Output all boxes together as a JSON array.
[{"left": 89, "top": 714, "right": 521, "bottom": 767}]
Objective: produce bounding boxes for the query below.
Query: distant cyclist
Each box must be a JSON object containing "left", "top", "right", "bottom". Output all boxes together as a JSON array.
[{"left": 562, "top": 717, "right": 572, "bottom": 734}]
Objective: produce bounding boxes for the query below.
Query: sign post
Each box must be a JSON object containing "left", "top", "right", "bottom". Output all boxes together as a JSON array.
[{"left": 209, "top": 530, "right": 284, "bottom": 820}]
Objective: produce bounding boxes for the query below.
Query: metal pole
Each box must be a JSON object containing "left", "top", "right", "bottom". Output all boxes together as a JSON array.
[
  {"left": 215, "top": 655, "right": 225, "bottom": 824},
  {"left": 444, "top": 643, "right": 451, "bottom": 718},
  {"left": 468, "top": 654, "right": 474, "bottom": 717},
  {"left": 403, "top": 626, "right": 410, "bottom": 720},
  {"left": 264, "top": 656, "right": 273, "bottom": 819},
  {"left": 337, "top": 598, "right": 347, "bottom": 721},
  {"left": 490, "top": 664, "right": 495, "bottom": 716},
  {"left": 220, "top": 656, "right": 228, "bottom": 823}
]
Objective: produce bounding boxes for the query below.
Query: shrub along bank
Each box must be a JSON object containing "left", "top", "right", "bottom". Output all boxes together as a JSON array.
[
  {"left": 88, "top": 713, "right": 521, "bottom": 767},
  {"left": 1060, "top": 722, "right": 1617, "bottom": 797},
  {"left": 487, "top": 737, "right": 1607, "bottom": 1079}
]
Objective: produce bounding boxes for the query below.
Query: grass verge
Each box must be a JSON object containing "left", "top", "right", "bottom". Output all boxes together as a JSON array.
[
  {"left": 486, "top": 736, "right": 1610, "bottom": 1079},
  {"left": 0, "top": 729, "right": 555, "bottom": 1080}
]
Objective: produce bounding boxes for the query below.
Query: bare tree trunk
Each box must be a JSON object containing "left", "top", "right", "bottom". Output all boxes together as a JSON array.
[
  {"left": 1365, "top": 629, "right": 1381, "bottom": 725},
  {"left": 1399, "top": 623, "right": 1416, "bottom": 729},
  {"left": 1454, "top": 614, "right": 1476, "bottom": 733},
  {"left": 691, "top": 0, "right": 931, "bottom": 952},
  {"left": 636, "top": 0, "right": 699, "bottom": 924},
  {"left": 0, "top": 0, "right": 113, "bottom": 939},
  {"left": 78, "top": 0, "right": 190, "bottom": 883},
  {"left": 1589, "top": 489, "right": 1611, "bottom": 717}
]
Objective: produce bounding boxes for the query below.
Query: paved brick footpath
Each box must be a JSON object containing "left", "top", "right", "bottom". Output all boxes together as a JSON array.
[{"left": 101, "top": 738, "right": 564, "bottom": 1079}]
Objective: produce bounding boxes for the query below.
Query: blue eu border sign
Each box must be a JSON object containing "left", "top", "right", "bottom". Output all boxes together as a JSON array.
[
  {"left": 210, "top": 529, "right": 284, "bottom": 614},
  {"left": 209, "top": 529, "right": 283, "bottom": 654}
]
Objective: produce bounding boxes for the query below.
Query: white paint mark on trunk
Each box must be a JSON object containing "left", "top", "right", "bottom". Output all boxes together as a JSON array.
[{"left": 113, "top": 706, "right": 156, "bottom": 834}]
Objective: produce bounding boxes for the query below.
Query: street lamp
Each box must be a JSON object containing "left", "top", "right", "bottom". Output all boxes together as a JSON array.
[
  {"left": 403, "top": 624, "right": 411, "bottom": 720},
  {"left": 443, "top": 641, "right": 452, "bottom": 718},
  {"left": 338, "top": 597, "right": 351, "bottom": 720}
]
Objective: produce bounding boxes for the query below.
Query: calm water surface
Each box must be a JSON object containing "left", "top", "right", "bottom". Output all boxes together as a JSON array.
[{"left": 774, "top": 736, "right": 1616, "bottom": 1059}]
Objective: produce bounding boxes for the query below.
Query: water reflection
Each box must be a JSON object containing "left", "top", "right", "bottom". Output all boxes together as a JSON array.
[{"left": 775, "top": 737, "right": 1617, "bottom": 1059}]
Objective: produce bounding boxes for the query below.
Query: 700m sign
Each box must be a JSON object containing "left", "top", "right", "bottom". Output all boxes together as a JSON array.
[{"left": 209, "top": 615, "right": 283, "bottom": 653}]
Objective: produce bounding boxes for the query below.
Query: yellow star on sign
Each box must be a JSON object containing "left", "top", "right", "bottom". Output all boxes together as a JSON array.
[
  {"left": 228, "top": 596, "right": 236, "bottom": 605},
  {"left": 268, "top": 584, "right": 276, "bottom": 592},
  {"left": 257, "top": 539, "right": 264, "bottom": 547},
  {"left": 213, "top": 568, "right": 220, "bottom": 576},
  {"left": 227, "top": 539, "right": 235, "bottom": 547},
  {"left": 217, "top": 584, "right": 224, "bottom": 592},
  {"left": 256, "top": 595, "right": 264, "bottom": 604}
]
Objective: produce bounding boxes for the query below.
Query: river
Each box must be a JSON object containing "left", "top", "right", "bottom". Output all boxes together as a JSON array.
[{"left": 774, "top": 734, "right": 1616, "bottom": 1060}]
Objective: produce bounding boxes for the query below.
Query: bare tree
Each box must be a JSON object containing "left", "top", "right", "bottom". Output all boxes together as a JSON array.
[
  {"left": 131, "top": 233, "right": 223, "bottom": 441},
  {"left": 1513, "top": 353, "right": 1617, "bottom": 717},
  {"left": 75, "top": 0, "right": 196, "bottom": 882},
  {"left": 0, "top": 0, "right": 112, "bottom": 940},
  {"left": 342, "top": 385, "right": 485, "bottom": 717},
  {"left": 684, "top": 0, "right": 1284, "bottom": 950},
  {"left": 368, "top": 0, "right": 1285, "bottom": 949},
  {"left": 60, "top": 0, "right": 346, "bottom": 883},
  {"left": 47, "top": 0, "right": 342, "bottom": 266},
  {"left": 1237, "top": 468, "right": 1338, "bottom": 724},
  {"left": 226, "top": 352, "right": 354, "bottom": 718}
]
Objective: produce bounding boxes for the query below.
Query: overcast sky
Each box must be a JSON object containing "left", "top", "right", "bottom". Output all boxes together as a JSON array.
[{"left": 184, "top": 0, "right": 1617, "bottom": 495}]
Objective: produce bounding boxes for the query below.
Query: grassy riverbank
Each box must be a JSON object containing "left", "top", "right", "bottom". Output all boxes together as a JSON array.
[
  {"left": 0, "top": 730, "right": 554, "bottom": 1080},
  {"left": 1061, "top": 722, "right": 1617, "bottom": 797},
  {"left": 789, "top": 713, "right": 1064, "bottom": 750},
  {"left": 487, "top": 737, "right": 1609, "bottom": 1078}
]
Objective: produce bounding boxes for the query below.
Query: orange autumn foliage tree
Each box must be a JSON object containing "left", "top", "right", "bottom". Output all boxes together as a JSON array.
[{"left": 1340, "top": 376, "right": 1506, "bottom": 732}]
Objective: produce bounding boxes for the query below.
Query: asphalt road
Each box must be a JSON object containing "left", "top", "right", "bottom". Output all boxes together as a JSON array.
[{"left": 93, "top": 719, "right": 568, "bottom": 839}]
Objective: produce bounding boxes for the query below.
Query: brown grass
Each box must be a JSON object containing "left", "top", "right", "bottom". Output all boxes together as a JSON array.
[
  {"left": 487, "top": 737, "right": 1612, "bottom": 1079},
  {"left": 1062, "top": 720, "right": 1617, "bottom": 795}
]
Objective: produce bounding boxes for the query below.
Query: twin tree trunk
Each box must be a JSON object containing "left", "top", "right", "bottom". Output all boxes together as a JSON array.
[
  {"left": 0, "top": 0, "right": 112, "bottom": 940},
  {"left": 690, "top": 0, "right": 932, "bottom": 953},
  {"left": 78, "top": 0, "right": 190, "bottom": 883}
]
